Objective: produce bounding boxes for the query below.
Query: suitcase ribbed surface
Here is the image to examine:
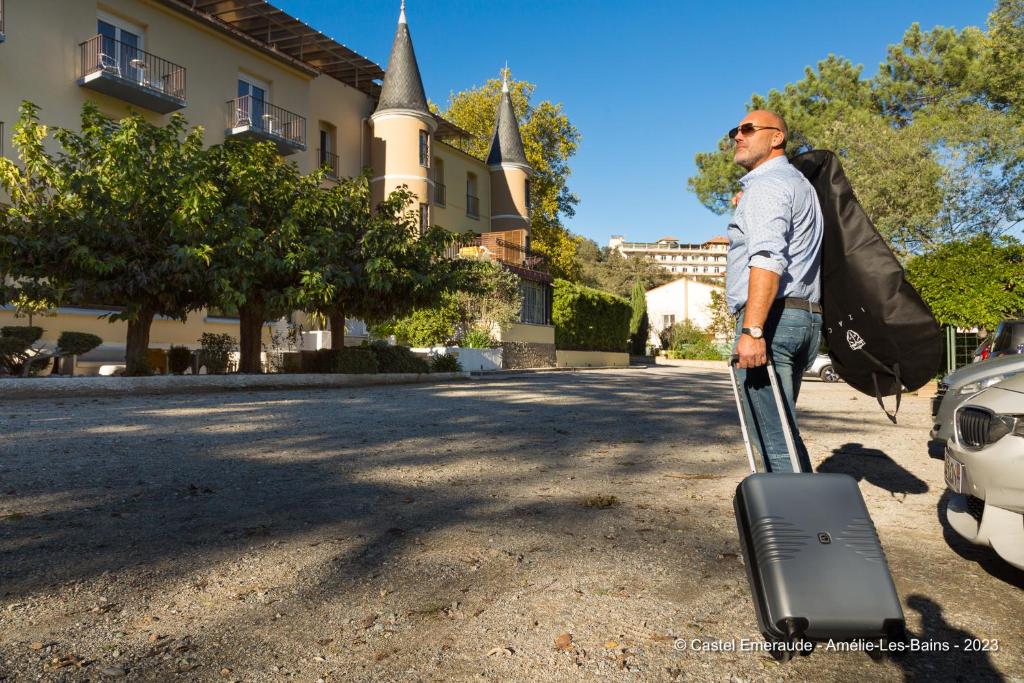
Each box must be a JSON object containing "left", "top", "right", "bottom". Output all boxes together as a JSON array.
[{"left": 751, "top": 517, "right": 810, "bottom": 565}]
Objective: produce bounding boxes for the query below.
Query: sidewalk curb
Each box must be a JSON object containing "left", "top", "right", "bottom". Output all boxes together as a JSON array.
[
  {"left": 470, "top": 365, "right": 643, "bottom": 378},
  {"left": 0, "top": 371, "right": 471, "bottom": 400}
]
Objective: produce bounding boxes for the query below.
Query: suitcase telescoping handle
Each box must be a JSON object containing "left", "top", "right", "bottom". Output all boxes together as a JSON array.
[{"left": 728, "top": 355, "right": 804, "bottom": 474}]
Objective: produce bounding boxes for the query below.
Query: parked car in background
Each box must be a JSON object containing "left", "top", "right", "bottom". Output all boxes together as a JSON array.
[
  {"left": 804, "top": 353, "right": 840, "bottom": 382},
  {"left": 989, "top": 319, "right": 1024, "bottom": 359},
  {"left": 943, "top": 373, "right": 1024, "bottom": 571},
  {"left": 971, "top": 336, "right": 994, "bottom": 363},
  {"left": 930, "top": 354, "right": 1024, "bottom": 444}
]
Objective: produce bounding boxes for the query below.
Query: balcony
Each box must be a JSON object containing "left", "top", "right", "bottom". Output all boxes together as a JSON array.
[
  {"left": 318, "top": 148, "right": 339, "bottom": 179},
  {"left": 445, "top": 231, "right": 549, "bottom": 280},
  {"left": 466, "top": 193, "right": 480, "bottom": 219},
  {"left": 432, "top": 181, "right": 446, "bottom": 207},
  {"left": 226, "top": 95, "right": 306, "bottom": 155},
  {"left": 77, "top": 35, "right": 186, "bottom": 113}
]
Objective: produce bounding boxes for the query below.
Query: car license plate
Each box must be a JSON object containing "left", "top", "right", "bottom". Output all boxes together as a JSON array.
[{"left": 945, "top": 455, "right": 964, "bottom": 494}]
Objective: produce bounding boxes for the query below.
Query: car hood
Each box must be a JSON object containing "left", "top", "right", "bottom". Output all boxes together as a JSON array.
[
  {"left": 943, "top": 353, "right": 1024, "bottom": 388},
  {"left": 961, "top": 384, "right": 1024, "bottom": 414},
  {"left": 992, "top": 373, "right": 1024, "bottom": 395}
]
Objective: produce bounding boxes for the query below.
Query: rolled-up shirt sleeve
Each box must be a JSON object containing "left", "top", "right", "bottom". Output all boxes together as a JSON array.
[{"left": 742, "top": 178, "right": 791, "bottom": 275}]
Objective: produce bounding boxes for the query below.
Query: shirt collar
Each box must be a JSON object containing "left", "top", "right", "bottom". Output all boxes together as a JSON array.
[{"left": 739, "top": 155, "right": 789, "bottom": 188}]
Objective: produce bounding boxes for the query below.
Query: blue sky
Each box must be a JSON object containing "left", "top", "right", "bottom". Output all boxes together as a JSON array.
[{"left": 277, "top": 0, "right": 993, "bottom": 247}]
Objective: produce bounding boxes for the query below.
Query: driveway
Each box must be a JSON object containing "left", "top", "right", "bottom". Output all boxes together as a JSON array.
[{"left": 1, "top": 366, "right": 1021, "bottom": 681}]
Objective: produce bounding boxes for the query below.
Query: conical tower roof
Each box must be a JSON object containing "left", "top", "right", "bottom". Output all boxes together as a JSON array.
[
  {"left": 486, "top": 69, "right": 529, "bottom": 169},
  {"left": 375, "top": 1, "right": 430, "bottom": 116}
]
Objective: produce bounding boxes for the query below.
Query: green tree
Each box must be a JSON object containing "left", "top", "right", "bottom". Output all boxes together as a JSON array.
[
  {"left": 905, "top": 235, "right": 1024, "bottom": 330},
  {"left": 707, "top": 289, "right": 735, "bottom": 347},
  {"left": 0, "top": 102, "right": 217, "bottom": 375},
  {"left": 205, "top": 139, "right": 324, "bottom": 373},
  {"left": 628, "top": 280, "right": 649, "bottom": 355},
  {"left": 437, "top": 74, "right": 584, "bottom": 279},
  {"left": 576, "top": 239, "right": 674, "bottom": 297},
  {"left": 295, "top": 176, "right": 475, "bottom": 350}
]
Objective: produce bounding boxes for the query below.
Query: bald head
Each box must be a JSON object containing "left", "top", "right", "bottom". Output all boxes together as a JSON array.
[{"left": 732, "top": 109, "right": 788, "bottom": 171}]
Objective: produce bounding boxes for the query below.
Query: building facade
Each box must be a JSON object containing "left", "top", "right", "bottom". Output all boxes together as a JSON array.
[
  {"left": 0, "top": 0, "right": 554, "bottom": 370},
  {"left": 644, "top": 277, "right": 723, "bottom": 349},
  {"left": 608, "top": 235, "right": 729, "bottom": 279}
]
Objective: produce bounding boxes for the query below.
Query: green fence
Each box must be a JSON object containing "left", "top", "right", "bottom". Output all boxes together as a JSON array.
[{"left": 942, "top": 326, "right": 980, "bottom": 375}]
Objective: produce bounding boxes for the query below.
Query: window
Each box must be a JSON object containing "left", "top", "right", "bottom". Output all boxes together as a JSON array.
[
  {"left": 419, "top": 130, "right": 430, "bottom": 167},
  {"left": 713, "top": 267, "right": 721, "bottom": 273},
  {"left": 236, "top": 75, "right": 268, "bottom": 129},
  {"left": 318, "top": 124, "right": 338, "bottom": 178},
  {"left": 525, "top": 179, "right": 531, "bottom": 211},
  {"left": 432, "top": 157, "right": 445, "bottom": 206},
  {"left": 663, "top": 315, "right": 675, "bottom": 327},
  {"left": 419, "top": 203, "right": 429, "bottom": 233},
  {"left": 97, "top": 14, "right": 143, "bottom": 81},
  {"left": 466, "top": 172, "right": 479, "bottom": 218},
  {"left": 520, "top": 281, "right": 549, "bottom": 324}
]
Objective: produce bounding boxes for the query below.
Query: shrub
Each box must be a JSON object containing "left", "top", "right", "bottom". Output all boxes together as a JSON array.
[
  {"left": 333, "top": 347, "right": 378, "bottom": 374},
  {"left": 666, "top": 338, "right": 725, "bottom": 360},
  {"left": 1, "top": 326, "right": 43, "bottom": 348},
  {"left": 430, "top": 353, "right": 462, "bottom": 373},
  {"left": 199, "top": 333, "right": 235, "bottom": 374},
  {"left": 299, "top": 349, "right": 336, "bottom": 373},
  {"left": 660, "top": 319, "right": 712, "bottom": 352},
  {"left": 167, "top": 346, "right": 193, "bottom": 375},
  {"left": 552, "top": 279, "right": 631, "bottom": 352},
  {"left": 365, "top": 341, "right": 430, "bottom": 374},
  {"left": 380, "top": 299, "right": 462, "bottom": 347},
  {"left": 461, "top": 326, "right": 498, "bottom": 348},
  {"left": 56, "top": 332, "right": 102, "bottom": 357}
]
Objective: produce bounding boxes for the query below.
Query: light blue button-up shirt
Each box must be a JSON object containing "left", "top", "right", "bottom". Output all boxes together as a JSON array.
[{"left": 726, "top": 155, "right": 823, "bottom": 314}]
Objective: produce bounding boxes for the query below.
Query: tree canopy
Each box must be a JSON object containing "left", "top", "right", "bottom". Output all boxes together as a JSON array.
[{"left": 437, "top": 74, "right": 584, "bottom": 280}]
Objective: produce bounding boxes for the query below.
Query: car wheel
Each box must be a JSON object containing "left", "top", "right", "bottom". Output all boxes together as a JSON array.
[{"left": 819, "top": 365, "right": 840, "bottom": 383}]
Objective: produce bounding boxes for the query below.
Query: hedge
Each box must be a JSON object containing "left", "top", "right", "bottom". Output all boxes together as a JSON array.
[
  {"left": 552, "top": 279, "right": 631, "bottom": 352},
  {"left": 365, "top": 342, "right": 430, "bottom": 374}
]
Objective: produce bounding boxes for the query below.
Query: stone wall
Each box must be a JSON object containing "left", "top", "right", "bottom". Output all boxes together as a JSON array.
[{"left": 501, "top": 342, "right": 556, "bottom": 369}]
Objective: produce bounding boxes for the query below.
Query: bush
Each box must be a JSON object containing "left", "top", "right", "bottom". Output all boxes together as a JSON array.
[
  {"left": 380, "top": 299, "right": 462, "bottom": 347},
  {"left": 552, "top": 279, "right": 631, "bottom": 352},
  {"left": 56, "top": 332, "right": 102, "bottom": 357},
  {"left": 666, "top": 338, "right": 725, "bottom": 360},
  {"left": 199, "top": 332, "right": 235, "bottom": 374},
  {"left": 365, "top": 341, "right": 430, "bottom": 374},
  {"left": 660, "top": 319, "right": 712, "bottom": 352},
  {"left": 1, "top": 326, "right": 43, "bottom": 347},
  {"left": 333, "top": 348, "right": 378, "bottom": 374},
  {"left": 430, "top": 353, "right": 462, "bottom": 373},
  {"left": 299, "top": 349, "right": 336, "bottom": 373},
  {"left": 167, "top": 346, "right": 193, "bottom": 375},
  {"left": 461, "top": 326, "right": 498, "bottom": 348}
]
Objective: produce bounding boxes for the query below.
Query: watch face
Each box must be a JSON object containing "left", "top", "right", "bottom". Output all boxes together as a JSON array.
[{"left": 750, "top": 326, "right": 763, "bottom": 339}]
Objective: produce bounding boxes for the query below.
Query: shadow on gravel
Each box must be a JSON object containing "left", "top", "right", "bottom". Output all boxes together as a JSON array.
[
  {"left": 0, "top": 371, "right": 743, "bottom": 598},
  {"left": 817, "top": 443, "right": 929, "bottom": 499},
  {"left": 890, "top": 594, "right": 1005, "bottom": 682},
  {"left": 935, "top": 490, "right": 1024, "bottom": 589}
]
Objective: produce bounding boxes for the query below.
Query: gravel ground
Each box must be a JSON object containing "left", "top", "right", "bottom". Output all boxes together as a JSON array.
[{"left": 1, "top": 365, "right": 1022, "bottom": 682}]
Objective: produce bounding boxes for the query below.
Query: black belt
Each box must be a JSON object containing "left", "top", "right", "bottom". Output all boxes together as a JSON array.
[{"left": 737, "top": 297, "right": 821, "bottom": 315}]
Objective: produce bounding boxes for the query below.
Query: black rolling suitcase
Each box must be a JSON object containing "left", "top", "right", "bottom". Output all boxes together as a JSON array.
[{"left": 728, "top": 357, "right": 905, "bottom": 659}]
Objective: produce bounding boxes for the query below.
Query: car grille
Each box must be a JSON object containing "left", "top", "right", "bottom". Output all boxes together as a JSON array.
[
  {"left": 931, "top": 382, "right": 949, "bottom": 417},
  {"left": 957, "top": 407, "right": 993, "bottom": 449}
]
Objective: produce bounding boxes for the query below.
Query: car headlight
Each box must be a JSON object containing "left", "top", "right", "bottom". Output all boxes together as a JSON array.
[
  {"left": 958, "top": 375, "right": 1006, "bottom": 395},
  {"left": 989, "top": 414, "right": 1024, "bottom": 442}
]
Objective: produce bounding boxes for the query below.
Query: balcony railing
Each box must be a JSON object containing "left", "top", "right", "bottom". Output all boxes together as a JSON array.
[
  {"left": 433, "top": 181, "right": 446, "bottom": 206},
  {"left": 77, "top": 35, "right": 186, "bottom": 113},
  {"left": 444, "top": 236, "right": 548, "bottom": 274},
  {"left": 318, "top": 149, "right": 340, "bottom": 178},
  {"left": 226, "top": 95, "right": 306, "bottom": 155},
  {"left": 466, "top": 193, "right": 480, "bottom": 219}
]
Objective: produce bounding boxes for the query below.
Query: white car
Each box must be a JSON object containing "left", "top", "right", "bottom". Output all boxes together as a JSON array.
[
  {"left": 804, "top": 353, "right": 840, "bottom": 382},
  {"left": 944, "top": 373, "right": 1024, "bottom": 571}
]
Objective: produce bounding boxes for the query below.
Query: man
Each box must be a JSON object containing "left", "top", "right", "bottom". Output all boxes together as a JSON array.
[{"left": 727, "top": 110, "right": 823, "bottom": 473}]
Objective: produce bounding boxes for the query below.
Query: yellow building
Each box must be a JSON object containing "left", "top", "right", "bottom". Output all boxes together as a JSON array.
[{"left": 0, "top": 0, "right": 555, "bottom": 371}]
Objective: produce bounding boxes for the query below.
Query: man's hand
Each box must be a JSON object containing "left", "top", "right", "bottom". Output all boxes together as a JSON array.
[{"left": 736, "top": 332, "right": 767, "bottom": 368}]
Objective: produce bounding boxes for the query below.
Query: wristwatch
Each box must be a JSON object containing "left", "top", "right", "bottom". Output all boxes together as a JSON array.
[{"left": 741, "top": 326, "right": 764, "bottom": 339}]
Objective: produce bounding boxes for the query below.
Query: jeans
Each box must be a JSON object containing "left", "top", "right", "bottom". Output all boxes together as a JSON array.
[{"left": 733, "top": 306, "right": 822, "bottom": 473}]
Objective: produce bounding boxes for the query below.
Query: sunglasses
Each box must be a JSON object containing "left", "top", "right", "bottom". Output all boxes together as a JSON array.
[{"left": 728, "top": 123, "right": 782, "bottom": 140}]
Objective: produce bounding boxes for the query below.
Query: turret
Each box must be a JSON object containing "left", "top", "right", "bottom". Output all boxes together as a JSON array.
[
  {"left": 486, "top": 67, "right": 532, "bottom": 233},
  {"left": 370, "top": 1, "right": 436, "bottom": 222}
]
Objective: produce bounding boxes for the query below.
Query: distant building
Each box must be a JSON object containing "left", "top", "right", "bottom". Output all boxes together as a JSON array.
[
  {"left": 608, "top": 235, "right": 729, "bottom": 278},
  {"left": 645, "top": 277, "right": 723, "bottom": 348}
]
